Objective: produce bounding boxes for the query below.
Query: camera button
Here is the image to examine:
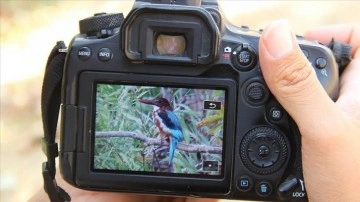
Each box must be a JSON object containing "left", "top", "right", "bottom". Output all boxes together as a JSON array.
[
  {"left": 78, "top": 47, "right": 92, "bottom": 60},
  {"left": 237, "top": 176, "right": 253, "bottom": 191},
  {"left": 256, "top": 181, "right": 273, "bottom": 197},
  {"left": 98, "top": 48, "right": 113, "bottom": 61}
]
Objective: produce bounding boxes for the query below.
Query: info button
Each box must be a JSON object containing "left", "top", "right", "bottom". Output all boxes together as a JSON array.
[{"left": 98, "top": 48, "right": 113, "bottom": 62}]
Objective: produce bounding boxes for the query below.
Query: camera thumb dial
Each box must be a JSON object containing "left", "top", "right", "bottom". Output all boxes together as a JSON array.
[{"left": 240, "top": 126, "right": 290, "bottom": 175}]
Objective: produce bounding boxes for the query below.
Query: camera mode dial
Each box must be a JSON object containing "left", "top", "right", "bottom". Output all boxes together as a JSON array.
[
  {"left": 231, "top": 43, "right": 257, "bottom": 71},
  {"left": 240, "top": 127, "right": 289, "bottom": 175},
  {"left": 79, "top": 13, "right": 124, "bottom": 38}
]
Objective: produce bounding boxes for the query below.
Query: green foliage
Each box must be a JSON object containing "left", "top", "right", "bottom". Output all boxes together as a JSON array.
[{"left": 94, "top": 84, "right": 225, "bottom": 175}]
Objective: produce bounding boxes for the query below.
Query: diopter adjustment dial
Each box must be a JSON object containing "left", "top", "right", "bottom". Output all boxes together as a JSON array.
[
  {"left": 240, "top": 126, "right": 290, "bottom": 175},
  {"left": 79, "top": 13, "right": 124, "bottom": 38},
  {"left": 206, "top": 8, "right": 221, "bottom": 28}
]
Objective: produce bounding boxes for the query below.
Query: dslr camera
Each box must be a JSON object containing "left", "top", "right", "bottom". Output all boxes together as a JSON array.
[{"left": 59, "top": 0, "right": 339, "bottom": 201}]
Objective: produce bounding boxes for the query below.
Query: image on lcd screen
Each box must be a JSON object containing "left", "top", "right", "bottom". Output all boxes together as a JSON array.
[{"left": 94, "top": 83, "right": 226, "bottom": 176}]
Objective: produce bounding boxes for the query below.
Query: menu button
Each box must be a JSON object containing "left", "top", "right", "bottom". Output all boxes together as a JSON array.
[{"left": 78, "top": 47, "right": 91, "bottom": 60}]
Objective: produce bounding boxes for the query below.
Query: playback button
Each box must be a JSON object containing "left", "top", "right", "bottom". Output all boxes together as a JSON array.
[{"left": 238, "top": 176, "right": 253, "bottom": 191}]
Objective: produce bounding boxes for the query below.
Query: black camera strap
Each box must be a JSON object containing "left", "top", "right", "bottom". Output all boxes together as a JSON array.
[
  {"left": 41, "top": 41, "right": 70, "bottom": 202},
  {"left": 327, "top": 38, "right": 352, "bottom": 74}
]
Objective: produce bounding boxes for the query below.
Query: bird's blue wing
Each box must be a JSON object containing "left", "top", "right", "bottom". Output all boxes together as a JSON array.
[
  {"left": 157, "top": 110, "right": 183, "bottom": 165},
  {"left": 157, "top": 110, "right": 183, "bottom": 141},
  {"left": 166, "top": 111, "right": 182, "bottom": 130},
  {"left": 169, "top": 129, "right": 183, "bottom": 142}
]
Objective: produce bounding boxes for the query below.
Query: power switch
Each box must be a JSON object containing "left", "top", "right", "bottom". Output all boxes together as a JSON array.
[{"left": 278, "top": 176, "right": 298, "bottom": 196}]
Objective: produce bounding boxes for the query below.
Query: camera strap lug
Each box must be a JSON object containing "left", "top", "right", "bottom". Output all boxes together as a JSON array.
[
  {"left": 42, "top": 139, "right": 59, "bottom": 164},
  {"left": 41, "top": 41, "right": 71, "bottom": 202},
  {"left": 326, "top": 38, "right": 352, "bottom": 74},
  {"left": 58, "top": 48, "right": 68, "bottom": 53}
]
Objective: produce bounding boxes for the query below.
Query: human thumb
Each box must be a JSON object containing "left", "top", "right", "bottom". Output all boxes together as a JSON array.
[{"left": 259, "top": 20, "right": 339, "bottom": 135}]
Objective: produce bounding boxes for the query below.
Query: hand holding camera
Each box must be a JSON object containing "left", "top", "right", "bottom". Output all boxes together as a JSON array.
[{"left": 40, "top": 0, "right": 359, "bottom": 201}]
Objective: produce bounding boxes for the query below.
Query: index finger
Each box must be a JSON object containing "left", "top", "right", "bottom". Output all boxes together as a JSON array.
[{"left": 304, "top": 24, "right": 360, "bottom": 58}]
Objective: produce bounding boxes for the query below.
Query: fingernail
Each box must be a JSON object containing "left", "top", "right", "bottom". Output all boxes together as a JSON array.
[{"left": 262, "top": 20, "right": 294, "bottom": 58}]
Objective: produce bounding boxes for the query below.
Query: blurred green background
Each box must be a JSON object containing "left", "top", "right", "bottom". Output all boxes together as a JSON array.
[{"left": 0, "top": 1, "right": 359, "bottom": 202}]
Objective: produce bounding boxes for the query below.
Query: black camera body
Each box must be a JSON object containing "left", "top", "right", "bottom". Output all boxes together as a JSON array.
[{"left": 60, "top": 0, "right": 339, "bottom": 201}]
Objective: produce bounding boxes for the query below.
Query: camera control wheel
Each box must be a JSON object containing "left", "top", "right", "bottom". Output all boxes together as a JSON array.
[
  {"left": 79, "top": 13, "right": 124, "bottom": 38},
  {"left": 240, "top": 126, "right": 289, "bottom": 175}
]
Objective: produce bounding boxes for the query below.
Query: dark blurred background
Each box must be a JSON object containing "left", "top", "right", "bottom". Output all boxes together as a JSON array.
[{"left": 1, "top": 1, "right": 359, "bottom": 201}]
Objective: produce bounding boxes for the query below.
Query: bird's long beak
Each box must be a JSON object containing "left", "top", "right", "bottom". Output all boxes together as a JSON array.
[{"left": 138, "top": 98, "right": 155, "bottom": 105}]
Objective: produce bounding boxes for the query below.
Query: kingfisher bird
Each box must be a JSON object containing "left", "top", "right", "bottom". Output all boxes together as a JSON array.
[{"left": 139, "top": 97, "right": 184, "bottom": 166}]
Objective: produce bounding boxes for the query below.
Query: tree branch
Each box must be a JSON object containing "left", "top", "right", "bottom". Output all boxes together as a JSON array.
[{"left": 96, "top": 131, "right": 222, "bottom": 154}]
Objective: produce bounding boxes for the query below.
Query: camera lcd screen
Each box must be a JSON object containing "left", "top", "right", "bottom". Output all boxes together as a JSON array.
[{"left": 93, "top": 83, "right": 226, "bottom": 177}]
